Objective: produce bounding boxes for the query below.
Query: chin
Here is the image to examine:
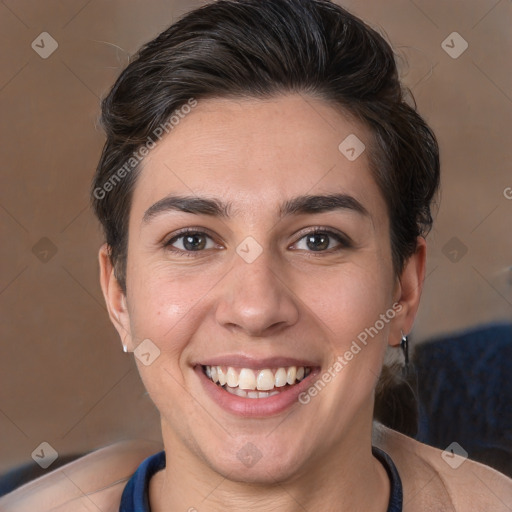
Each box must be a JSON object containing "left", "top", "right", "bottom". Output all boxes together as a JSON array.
[{"left": 198, "top": 433, "right": 312, "bottom": 484}]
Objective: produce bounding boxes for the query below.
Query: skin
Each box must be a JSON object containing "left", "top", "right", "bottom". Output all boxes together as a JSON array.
[{"left": 98, "top": 94, "right": 426, "bottom": 512}]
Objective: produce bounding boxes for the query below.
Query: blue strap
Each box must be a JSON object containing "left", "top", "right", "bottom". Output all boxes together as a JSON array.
[
  {"left": 119, "top": 450, "right": 165, "bottom": 512},
  {"left": 373, "top": 446, "right": 403, "bottom": 512}
]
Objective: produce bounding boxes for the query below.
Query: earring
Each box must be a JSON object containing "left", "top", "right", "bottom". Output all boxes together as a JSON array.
[
  {"left": 122, "top": 333, "right": 132, "bottom": 353},
  {"left": 400, "top": 331, "right": 409, "bottom": 365}
]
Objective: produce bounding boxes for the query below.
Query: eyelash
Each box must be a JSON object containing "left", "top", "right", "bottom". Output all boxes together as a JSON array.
[{"left": 163, "top": 227, "right": 352, "bottom": 257}]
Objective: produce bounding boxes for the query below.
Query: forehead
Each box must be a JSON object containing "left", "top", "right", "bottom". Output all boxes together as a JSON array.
[{"left": 130, "top": 94, "right": 387, "bottom": 226}]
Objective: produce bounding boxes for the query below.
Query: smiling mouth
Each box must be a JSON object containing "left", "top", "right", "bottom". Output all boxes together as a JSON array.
[{"left": 202, "top": 365, "right": 312, "bottom": 399}]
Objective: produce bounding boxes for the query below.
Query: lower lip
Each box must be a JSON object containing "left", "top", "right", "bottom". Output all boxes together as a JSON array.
[{"left": 194, "top": 366, "right": 320, "bottom": 417}]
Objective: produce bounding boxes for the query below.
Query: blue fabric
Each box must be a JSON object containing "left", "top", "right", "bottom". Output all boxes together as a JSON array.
[
  {"left": 373, "top": 446, "right": 403, "bottom": 512},
  {"left": 414, "top": 322, "right": 512, "bottom": 476},
  {"left": 119, "top": 450, "right": 166, "bottom": 512},
  {"left": 119, "top": 447, "right": 402, "bottom": 511}
]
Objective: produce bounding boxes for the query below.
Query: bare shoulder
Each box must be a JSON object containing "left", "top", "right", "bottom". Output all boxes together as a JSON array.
[
  {"left": 373, "top": 422, "right": 512, "bottom": 512},
  {"left": 0, "top": 439, "right": 163, "bottom": 512}
]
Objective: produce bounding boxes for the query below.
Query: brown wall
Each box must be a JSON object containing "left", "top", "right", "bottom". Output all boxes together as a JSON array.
[{"left": 1, "top": 0, "right": 511, "bottom": 473}]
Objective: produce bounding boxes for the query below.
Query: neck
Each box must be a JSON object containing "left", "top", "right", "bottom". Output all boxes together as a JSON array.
[{"left": 150, "top": 420, "right": 390, "bottom": 512}]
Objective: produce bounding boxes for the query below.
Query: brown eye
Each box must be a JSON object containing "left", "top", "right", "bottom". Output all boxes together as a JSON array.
[
  {"left": 305, "top": 232, "right": 330, "bottom": 251},
  {"left": 165, "top": 231, "right": 216, "bottom": 253},
  {"left": 292, "top": 229, "right": 351, "bottom": 253},
  {"left": 181, "top": 233, "right": 207, "bottom": 251}
]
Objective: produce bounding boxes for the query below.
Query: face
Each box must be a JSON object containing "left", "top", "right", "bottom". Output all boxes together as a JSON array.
[{"left": 100, "top": 94, "right": 423, "bottom": 483}]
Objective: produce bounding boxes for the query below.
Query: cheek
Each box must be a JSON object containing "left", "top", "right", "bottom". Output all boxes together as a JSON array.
[
  {"left": 303, "top": 263, "right": 393, "bottom": 344},
  {"left": 301, "top": 263, "right": 393, "bottom": 395},
  {"left": 126, "top": 261, "right": 221, "bottom": 354},
  {"left": 298, "top": 268, "right": 392, "bottom": 419},
  {"left": 125, "top": 264, "right": 215, "bottom": 430}
]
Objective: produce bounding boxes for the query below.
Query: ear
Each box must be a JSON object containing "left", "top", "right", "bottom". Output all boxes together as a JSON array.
[
  {"left": 389, "top": 237, "right": 427, "bottom": 347},
  {"left": 98, "top": 243, "right": 133, "bottom": 352}
]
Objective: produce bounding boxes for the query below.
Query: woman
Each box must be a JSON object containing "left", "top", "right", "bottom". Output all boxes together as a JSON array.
[{"left": 3, "top": 0, "right": 511, "bottom": 510}]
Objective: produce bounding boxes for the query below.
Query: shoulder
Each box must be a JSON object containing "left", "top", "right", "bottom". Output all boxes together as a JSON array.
[
  {"left": 373, "top": 422, "right": 512, "bottom": 512},
  {"left": 0, "top": 439, "right": 163, "bottom": 512}
]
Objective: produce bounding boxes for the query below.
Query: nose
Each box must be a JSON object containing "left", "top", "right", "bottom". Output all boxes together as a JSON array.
[{"left": 214, "top": 248, "right": 300, "bottom": 338}]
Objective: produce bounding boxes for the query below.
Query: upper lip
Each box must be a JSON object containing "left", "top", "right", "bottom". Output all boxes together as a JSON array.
[{"left": 196, "top": 354, "right": 320, "bottom": 369}]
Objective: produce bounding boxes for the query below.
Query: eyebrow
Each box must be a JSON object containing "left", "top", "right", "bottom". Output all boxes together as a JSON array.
[{"left": 142, "top": 193, "right": 369, "bottom": 224}]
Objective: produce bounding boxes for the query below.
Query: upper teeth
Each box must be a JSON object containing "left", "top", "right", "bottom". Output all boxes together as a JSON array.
[{"left": 205, "top": 365, "right": 310, "bottom": 390}]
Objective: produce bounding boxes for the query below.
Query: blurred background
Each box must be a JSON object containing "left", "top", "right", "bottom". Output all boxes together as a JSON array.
[{"left": 1, "top": 0, "right": 511, "bottom": 490}]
